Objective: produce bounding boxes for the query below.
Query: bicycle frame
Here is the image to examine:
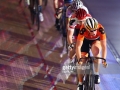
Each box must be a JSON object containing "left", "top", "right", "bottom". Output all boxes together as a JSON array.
[
  {"left": 83, "top": 57, "right": 95, "bottom": 90},
  {"left": 78, "top": 56, "right": 107, "bottom": 90}
]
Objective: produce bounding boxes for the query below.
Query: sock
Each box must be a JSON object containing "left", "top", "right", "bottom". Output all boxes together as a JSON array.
[
  {"left": 94, "top": 72, "right": 99, "bottom": 75},
  {"left": 78, "top": 82, "right": 83, "bottom": 85}
]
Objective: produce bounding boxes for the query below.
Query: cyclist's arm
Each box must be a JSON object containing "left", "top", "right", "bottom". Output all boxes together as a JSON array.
[
  {"left": 99, "top": 25, "right": 107, "bottom": 60},
  {"left": 67, "top": 26, "right": 74, "bottom": 44},
  {"left": 66, "top": 17, "right": 70, "bottom": 32},
  {"left": 100, "top": 40, "right": 107, "bottom": 60},
  {"left": 67, "top": 14, "right": 77, "bottom": 44}
]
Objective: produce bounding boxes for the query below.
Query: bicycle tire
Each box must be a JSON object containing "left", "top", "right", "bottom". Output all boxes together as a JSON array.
[
  {"left": 84, "top": 74, "right": 89, "bottom": 90},
  {"left": 65, "top": 37, "right": 69, "bottom": 54},
  {"left": 30, "top": 8, "right": 35, "bottom": 25},
  {"left": 34, "top": 0, "right": 40, "bottom": 31},
  {"left": 89, "top": 74, "right": 95, "bottom": 90},
  {"left": 84, "top": 58, "right": 95, "bottom": 90}
]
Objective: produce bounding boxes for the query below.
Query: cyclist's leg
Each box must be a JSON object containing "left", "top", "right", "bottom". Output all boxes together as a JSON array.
[
  {"left": 38, "top": 0, "right": 42, "bottom": 11},
  {"left": 76, "top": 52, "right": 87, "bottom": 90},
  {"left": 53, "top": 0, "right": 59, "bottom": 11},
  {"left": 91, "top": 40, "right": 101, "bottom": 84},
  {"left": 91, "top": 40, "right": 101, "bottom": 72},
  {"left": 56, "top": 8, "right": 63, "bottom": 31},
  {"left": 38, "top": 0, "right": 44, "bottom": 21},
  {"left": 76, "top": 39, "right": 89, "bottom": 90},
  {"left": 53, "top": 0, "right": 64, "bottom": 29}
]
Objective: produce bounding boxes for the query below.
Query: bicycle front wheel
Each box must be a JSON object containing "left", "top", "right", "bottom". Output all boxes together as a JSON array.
[
  {"left": 34, "top": 0, "right": 40, "bottom": 31},
  {"left": 89, "top": 74, "right": 95, "bottom": 90}
]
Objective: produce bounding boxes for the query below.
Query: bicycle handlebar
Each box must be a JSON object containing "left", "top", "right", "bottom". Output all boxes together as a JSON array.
[{"left": 78, "top": 57, "right": 108, "bottom": 68}]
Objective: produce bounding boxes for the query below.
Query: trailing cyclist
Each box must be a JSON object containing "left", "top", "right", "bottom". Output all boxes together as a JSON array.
[
  {"left": 29, "top": 0, "right": 44, "bottom": 22},
  {"left": 53, "top": 0, "right": 73, "bottom": 31},
  {"left": 76, "top": 18, "right": 107, "bottom": 90},
  {"left": 67, "top": 4, "right": 90, "bottom": 63},
  {"left": 53, "top": 0, "right": 74, "bottom": 57}
]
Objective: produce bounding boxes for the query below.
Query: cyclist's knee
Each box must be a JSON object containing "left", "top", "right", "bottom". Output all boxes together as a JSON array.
[{"left": 91, "top": 41, "right": 101, "bottom": 56}]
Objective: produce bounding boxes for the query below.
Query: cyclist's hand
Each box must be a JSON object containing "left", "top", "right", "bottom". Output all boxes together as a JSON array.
[
  {"left": 77, "top": 58, "right": 83, "bottom": 65},
  {"left": 68, "top": 45, "right": 73, "bottom": 51},
  {"left": 68, "top": 43, "right": 75, "bottom": 51},
  {"left": 102, "top": 59, "right": 108, "bottom": 68}
]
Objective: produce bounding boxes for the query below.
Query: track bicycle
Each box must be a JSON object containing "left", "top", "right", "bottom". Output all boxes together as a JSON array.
[
  {"left": 78, "top": 56, "right": 107, "bottom": 90},
  {"left": 56, "top": 5, "right": 69, "bottom": 55},
  {"left": 19, "top": 0, "right": 47, "bottom": 31}
]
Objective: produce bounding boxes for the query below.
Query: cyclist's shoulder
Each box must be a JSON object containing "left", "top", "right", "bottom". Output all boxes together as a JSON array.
[
  {"left": 98, "top": 23, "right": 104, "bottom": 29},
  {"left": 97, "top": 23, "right": 106, "bottom": 34},
  {"left": 79, "top": 24, "right": 87, "bottom": 32},
  {"left": 97, "top": 23, "right": 105, "bottom": 31}
]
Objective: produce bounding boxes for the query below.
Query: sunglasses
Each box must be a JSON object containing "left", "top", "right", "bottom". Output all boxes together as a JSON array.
[{"left": 89, "top": 30, "right": 97, "bottom": 32}]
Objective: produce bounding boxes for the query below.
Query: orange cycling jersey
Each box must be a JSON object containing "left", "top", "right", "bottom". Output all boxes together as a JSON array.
[{"left": 77, "top": 23, "right": 106, "bottom": 41}]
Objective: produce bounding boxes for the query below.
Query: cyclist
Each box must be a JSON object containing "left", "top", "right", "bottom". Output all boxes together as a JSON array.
[
  {"left": 29, "top": 0, "right": 44, "bottom": 22},
  {"left": 67, "top": 6, "right": 90, "bottom": 63},
  {"left": 53, "top": 0, "right": 73, "bottom": 30},
  {"left": 54, "top": 0, "right": 74, "bottom": 57},
  {"left": 76, "top": 18, "right": 107, "bottom": 90}
]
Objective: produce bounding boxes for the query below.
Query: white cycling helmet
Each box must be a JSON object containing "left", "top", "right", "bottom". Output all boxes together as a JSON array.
[
  {"left": 72, "top": 0, "right": 83, "bottom": 10},
  {"left": 84, "top": 18, "right": 98, "bottom": 31}
]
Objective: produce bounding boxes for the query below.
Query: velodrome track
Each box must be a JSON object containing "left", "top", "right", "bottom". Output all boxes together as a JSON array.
[{"left": 0, "top": 0, "right": 120, "bottom": 90}]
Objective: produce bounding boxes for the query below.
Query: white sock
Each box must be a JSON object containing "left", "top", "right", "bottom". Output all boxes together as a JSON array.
[
  {"left": 78, "top": 82, "right": 82, "bottom": 85},
  {"left": 94, "top": 72, "right": 99, "bottom": 75}
]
